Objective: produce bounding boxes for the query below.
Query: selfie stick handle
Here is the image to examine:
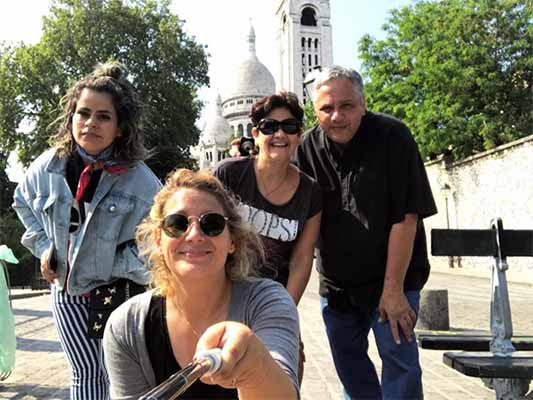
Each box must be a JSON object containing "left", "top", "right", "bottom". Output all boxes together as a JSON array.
[{"left": 139, "top": 349, "right": 222, "bottom": 400}]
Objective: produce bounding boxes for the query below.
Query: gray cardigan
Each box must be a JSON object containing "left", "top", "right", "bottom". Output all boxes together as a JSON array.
[{"left": 103, "top": 278, "right": 300, "bottom": 399}]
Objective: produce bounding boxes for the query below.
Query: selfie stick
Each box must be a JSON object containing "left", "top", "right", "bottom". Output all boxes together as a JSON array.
[{"left": 139, "top": 348, "right": 222, "bottom": 400}]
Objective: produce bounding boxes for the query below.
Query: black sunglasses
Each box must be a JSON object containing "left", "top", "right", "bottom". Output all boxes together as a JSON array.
[
  {"left": 161, "top": 213, "right": 229, "bottom": 238},
  {"left": 257, "top": 118, "right": 301, "bottom": 135}
]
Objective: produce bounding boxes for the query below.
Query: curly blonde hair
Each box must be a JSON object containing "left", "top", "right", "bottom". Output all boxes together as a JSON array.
[
  {"left": 136, "top": 168, "right": 265, "bottom": 297},
  {"left": 50, "top": 61, "right": 146, "bottom": 163}
]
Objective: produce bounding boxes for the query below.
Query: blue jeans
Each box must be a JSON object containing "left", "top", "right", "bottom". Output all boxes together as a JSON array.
[{"left": 321, "top": 291, "right": 423, "bottom": 400}]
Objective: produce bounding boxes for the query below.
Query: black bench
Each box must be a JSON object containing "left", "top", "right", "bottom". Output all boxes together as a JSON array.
[
  {"left": 418, "top": 331, "right": 533, "bottom": 351},
  {"left": 419, "top": 218, "right": 533, "bottom": 399}
]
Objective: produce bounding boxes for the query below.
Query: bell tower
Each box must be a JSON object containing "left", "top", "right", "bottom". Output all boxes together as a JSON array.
[{"left": 276, "top": 0, "right": 333, "bottom": 102}]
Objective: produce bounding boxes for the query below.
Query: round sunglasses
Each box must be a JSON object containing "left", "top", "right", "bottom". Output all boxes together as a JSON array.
[
  {"left": 161, "top": 213, "right": 229, "bottom": 238},
  {"left": 257, "top": 118, "right": 301, "bottom": 135}
]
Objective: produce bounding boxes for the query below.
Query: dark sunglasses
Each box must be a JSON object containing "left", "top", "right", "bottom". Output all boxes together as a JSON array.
[
  {"left": 257, "top": 118, "right": 301, "bottom": 135},
  {"left": 161, "top": 213, "right": 229, "bottom": 238}
]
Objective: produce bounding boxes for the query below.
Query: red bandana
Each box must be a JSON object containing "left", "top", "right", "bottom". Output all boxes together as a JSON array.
[{"left": 75, "top": 160, "right": 128, "bottom": 202}]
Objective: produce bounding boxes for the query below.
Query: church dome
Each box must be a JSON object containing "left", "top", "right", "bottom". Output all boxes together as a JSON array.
[
  {"left": 225, "top": 24, "right": 275, "bottom": 100},
  {"left": 201, "top": 94, "right": 233, "bottom": 147}
]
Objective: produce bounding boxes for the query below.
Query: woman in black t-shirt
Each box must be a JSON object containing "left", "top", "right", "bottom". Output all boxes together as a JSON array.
[{"left": 213, "top": 92, "right": 322, "bottom": 383}]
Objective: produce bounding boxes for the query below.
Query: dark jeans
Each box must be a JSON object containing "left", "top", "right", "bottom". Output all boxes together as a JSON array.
[{"left": 320, "top": 291, "right": 423, "bottom": 400}]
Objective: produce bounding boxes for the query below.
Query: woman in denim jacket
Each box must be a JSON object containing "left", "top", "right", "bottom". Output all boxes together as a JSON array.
[{"left": 12, "top": 61, "right": 161, "bottom": 400}]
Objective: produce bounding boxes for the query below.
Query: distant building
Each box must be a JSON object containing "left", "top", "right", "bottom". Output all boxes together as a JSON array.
[
  {"left": 276, "top": 0, "right": 333, "bottom": 102},
  {"left": 221, "top": 23, "right": 276, "bottom": 139},
  {"left": 193, "top": 1, "right": 333, "bottom": 168},
  {"left": 193, "top": 94, "right": 233, "bottom": 170}
]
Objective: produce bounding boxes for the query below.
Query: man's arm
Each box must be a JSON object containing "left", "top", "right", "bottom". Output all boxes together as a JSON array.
[{"left": 378, "top": 213, "right": 418, "bottom": 345}]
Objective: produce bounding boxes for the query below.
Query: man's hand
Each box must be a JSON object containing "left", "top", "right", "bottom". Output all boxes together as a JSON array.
[{"left": 378, "top": 289, "right": 417, "bottom": 345}]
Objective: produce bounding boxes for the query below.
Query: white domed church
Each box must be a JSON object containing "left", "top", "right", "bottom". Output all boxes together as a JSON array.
[
  {"left": 221, "top": 23, "right": 276, "bottom": 139},
  {"left": 193, "top": 0, "right": 333, "bottom": 169}
]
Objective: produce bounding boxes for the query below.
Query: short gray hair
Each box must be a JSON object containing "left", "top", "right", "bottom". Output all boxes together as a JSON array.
[{"left": 314, "top": 65, "right": 365, "bottom": 101}]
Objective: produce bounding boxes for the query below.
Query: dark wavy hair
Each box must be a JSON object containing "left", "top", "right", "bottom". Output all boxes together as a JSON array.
[
  {"left": 249, "top": 91, "right": 304, "bottom": 126},
  {"left": 50, "top": 61, "right": 146, "bottom": 163}
]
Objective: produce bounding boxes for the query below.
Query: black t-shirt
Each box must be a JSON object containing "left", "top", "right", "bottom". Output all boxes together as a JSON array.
[
  {"left": 145, "top": 295, "right": 238, "bottom": 399},
  {"left": 295, "top": 111, "right": 437, "bottom": 311},
  {"left": 213, "top": 157, "right": 322, "bottom": 286},
  {"left": 66, "top": 153, "right": 102, "bottom": 226}
]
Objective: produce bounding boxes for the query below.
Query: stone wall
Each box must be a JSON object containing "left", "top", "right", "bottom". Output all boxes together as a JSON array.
[{"left": 423, "top": 135, "right": 533, "bottom": 284}]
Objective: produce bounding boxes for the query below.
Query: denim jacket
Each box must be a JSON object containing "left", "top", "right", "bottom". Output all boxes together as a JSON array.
[{"left": 12, "top": 149, "right": 162, "bottom": 295}]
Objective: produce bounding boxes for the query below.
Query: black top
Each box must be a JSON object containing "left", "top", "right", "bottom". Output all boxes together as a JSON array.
[
  {"left": 213, "top": 157, "right": 322, "bottom": 286},
  {"left": 294, "top": 111, "right": 437, "bottom": 312},
  {"left": 66, "top": 153, "right": 102, "bottom": 225},
  {"left": 145, "top": 295, "right": 238, "bottom": 399}
]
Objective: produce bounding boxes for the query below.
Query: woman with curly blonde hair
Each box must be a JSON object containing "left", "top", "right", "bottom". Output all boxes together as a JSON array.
[
  {"left": 13, "top": 61, "right": 161, "bottom": 399},
  {"left": 104, "top": 168, "right": 300, "bottom": 400}
]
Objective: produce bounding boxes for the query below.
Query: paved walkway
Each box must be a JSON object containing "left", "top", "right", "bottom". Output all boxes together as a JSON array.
[{"left": 1, "top": 269, "right": 532, "bottom": 399}]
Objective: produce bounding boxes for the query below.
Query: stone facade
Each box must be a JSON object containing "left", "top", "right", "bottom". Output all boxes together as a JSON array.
[
  {"left": 192, "top": 94, "right": 233, "bottom": 170},
  {"left": 276, "top": 0, "right": 333, "bottom": 102},
  {"left": 221, "top": 23, "right": 276, "bottom": 139},
  {"left": 424, "top": 135, "right": 533, "bottom": 283}
]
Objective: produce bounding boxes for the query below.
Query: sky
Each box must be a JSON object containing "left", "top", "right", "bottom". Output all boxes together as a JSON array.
[
  {"left": 0, "top": 0, "right": 414, "bottom": 97},
  {"left": 0, "top": 0, "right": 414, "bottom": 179}
]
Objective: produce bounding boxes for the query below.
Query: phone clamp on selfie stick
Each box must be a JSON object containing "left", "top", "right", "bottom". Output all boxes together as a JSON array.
[{"left": 139, "top": 348, "right": 223, "bottom": 400}]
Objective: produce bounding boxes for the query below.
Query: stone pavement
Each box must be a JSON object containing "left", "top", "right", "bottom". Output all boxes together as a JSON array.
[{"left": 1, "top": 269, "right": 532, "bottom": 399}]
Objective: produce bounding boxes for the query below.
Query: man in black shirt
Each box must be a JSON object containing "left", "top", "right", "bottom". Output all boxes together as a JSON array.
[{"left": 294, "top": 66, "right": 437, "bottom": 400}]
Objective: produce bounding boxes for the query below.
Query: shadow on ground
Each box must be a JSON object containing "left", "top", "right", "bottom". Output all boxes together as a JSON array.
[
  {"left": 15, "top": 337, "right": 62, "bottom": 352},
  {"left": 12, "top": 308, "right": 52, "bottom": 318},
  {"left": 0, "top": 382, "right": 69, "bottom": 399}
]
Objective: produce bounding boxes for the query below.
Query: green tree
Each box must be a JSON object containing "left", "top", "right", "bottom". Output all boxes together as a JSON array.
[
  {"left": 303, "top": 100, "right": 318, "bottom": 131},
  {"left": 359, "top": 0, "right": 532, "bottom": 160},
  {"left": 0, "top": 0, "right": 209, "bottom": 178}
]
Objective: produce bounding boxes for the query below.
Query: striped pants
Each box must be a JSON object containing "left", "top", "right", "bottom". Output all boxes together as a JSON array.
[{"left": 51, "top": 285, "right": 109, "bottom": 399}]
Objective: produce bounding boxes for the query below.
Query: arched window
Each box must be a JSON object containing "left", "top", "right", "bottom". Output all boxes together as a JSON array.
[
  {"left": 238, "top": 124, "right": 244, "bottom": 137},
  {"left": 302, "top": 53, "right": 305, "bottom": 65},
  {"left": 246, "top": 123, "right": 252, "bottom": 136},
  {"left": 301, "top": 7, "right": 317, "bottom": 26},
  {"left": 308, "top": 54, "right": 312, "bottom": 66},
  {"left": 308, "top": 38, "right": 312, "bottom": 48},
  {"left": 314, "top": 38, "right": 319, "bottom": 49},
  {"left": 315, "top": 54, "right": 318, "bottom": 65},
  {"left": 301, "top": 37, "right": 305, "bottom": 48}
]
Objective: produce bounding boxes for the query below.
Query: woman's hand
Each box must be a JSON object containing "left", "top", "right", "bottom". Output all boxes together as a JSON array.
[
  {"left": 40, "top": 248, "right": 57, "bottom": 284},
  {"left": 195, "top": 322, "right": 262, "bottom": 388},
  {"left": 196, "top": 321, "right": 297, "bottom": 399}
]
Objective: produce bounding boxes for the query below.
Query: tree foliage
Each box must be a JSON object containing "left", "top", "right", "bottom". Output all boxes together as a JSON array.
[
  {"left": 359, "top": 0, "right": 532, "bottom": 160},
  {"left": 303, "top": 100, "right": 317, "bottom": 131},
  {"left": 0, "top": 0, "right": 209, "bottom": 178}
]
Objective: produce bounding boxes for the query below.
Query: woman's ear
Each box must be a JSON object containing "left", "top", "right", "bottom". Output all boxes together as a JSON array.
[
  {"left": 251, "top": 127, "right": 259, "bottom": 139},
  {"left": 229, "top": 242, "right": 235, "bottom": 254}
]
